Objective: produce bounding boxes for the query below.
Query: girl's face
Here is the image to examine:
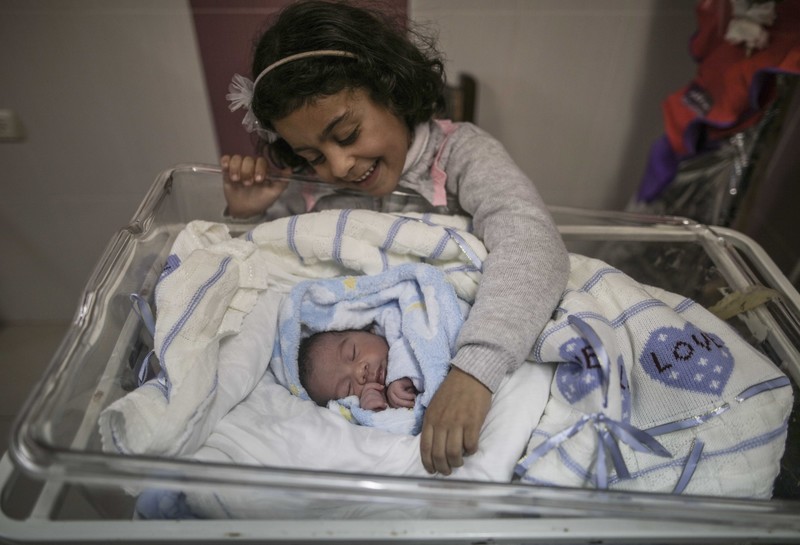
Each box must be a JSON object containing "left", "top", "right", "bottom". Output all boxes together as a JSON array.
[
  {"left": 273, "top": 88, "right": 411, "bottom": 196},
  {"left": 305, "top": 330, "right": 389, "bottom": 404}
]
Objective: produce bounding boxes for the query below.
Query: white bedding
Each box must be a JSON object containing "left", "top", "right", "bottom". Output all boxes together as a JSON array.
[
  {"left": 102, "top": 209, "right": 792, "bottom": 520},
  {"left": 184, "top": 287, "right": 552, "bottom": 518},
  {"left": 100, "top": 211, "right": 553, "bottom": 519}
]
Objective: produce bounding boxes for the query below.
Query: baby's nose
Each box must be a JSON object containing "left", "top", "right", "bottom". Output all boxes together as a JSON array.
[{"left": 353, "top": 362, "right": 368, "bottom": 385}]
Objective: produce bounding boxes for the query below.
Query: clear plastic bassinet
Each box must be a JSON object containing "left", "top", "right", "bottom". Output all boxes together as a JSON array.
[{"left": 2, "top": 164, "right": 799, "bottom": 544}]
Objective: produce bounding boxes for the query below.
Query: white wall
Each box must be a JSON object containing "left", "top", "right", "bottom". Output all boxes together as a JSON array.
[
  {"left": 0, "top": 0, "right": 699, "bottom": 322},
  {"left": 0, "top": 0, "right": 218, "bottom": 322},
  {"left": 410, "top": 0, "right": 697, "bottom": 209}
]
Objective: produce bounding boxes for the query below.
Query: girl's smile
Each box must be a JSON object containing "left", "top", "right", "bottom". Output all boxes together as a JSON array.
[{"left": 273, "top": 88, "right": 411, "bottom": 197}]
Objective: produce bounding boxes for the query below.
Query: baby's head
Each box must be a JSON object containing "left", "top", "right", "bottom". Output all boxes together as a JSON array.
[
  {"left": 248, "top": 0, "right": 446, "bottom": 175},
  {"left": 298, "top": 329, "right": 389, "bottom": 406}
]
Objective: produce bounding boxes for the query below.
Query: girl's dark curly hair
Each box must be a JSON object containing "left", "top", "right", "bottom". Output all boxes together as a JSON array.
[{"left": 249, "top": 0, "right": 446, "bottom": 168}]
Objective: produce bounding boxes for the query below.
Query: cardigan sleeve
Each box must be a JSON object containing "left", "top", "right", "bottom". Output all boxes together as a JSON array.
[{"left": 444, "top": 124, "right": 569, "bottom": 392}]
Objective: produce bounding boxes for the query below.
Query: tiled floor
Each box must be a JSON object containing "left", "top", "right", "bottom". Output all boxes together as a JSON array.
[{"left": 0, "top": 322, "right": 70, "bottom": 456}]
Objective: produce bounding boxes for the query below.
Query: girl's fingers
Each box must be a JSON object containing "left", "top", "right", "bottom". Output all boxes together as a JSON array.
[
  {"left": 226, "top": 155, "right": 243, "bottom": 183},
  {"left": 254, "top": 156, "right": 268, "bottom": 183},
  {"left": 222, "top": 155, "right": 263, "bottom": 186},
  {"left": 239, "top": 156, "right": 255, "bottom": 186},
  {"left": 420, "top": 424, "right": 435, "bottom": 474},
  {"left": 431, "top": 427, "right": 452, "bottom": 475},
  {"left": 463, "top": 421, "right": 480, "bottom": 456},
  {"left": 445, "top": 427, "right": 465, "bottom": 471}
]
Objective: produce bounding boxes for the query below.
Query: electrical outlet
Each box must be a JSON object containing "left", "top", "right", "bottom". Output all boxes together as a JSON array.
[{"left": 0, "top": 109, "right": 24, "bottom": 141}]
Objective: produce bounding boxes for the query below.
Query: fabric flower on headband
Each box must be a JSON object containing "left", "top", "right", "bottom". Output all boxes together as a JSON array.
[
  {"left": 226, "top": 51, "right": 358, "bottom": 143},
  {"left": 226, "top": 74, "right": 279, "bottom": 143}
]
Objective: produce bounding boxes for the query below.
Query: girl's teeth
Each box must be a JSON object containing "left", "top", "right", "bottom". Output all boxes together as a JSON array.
[{"left": 356, "top": 163, "right": 375, "bottom": 182}]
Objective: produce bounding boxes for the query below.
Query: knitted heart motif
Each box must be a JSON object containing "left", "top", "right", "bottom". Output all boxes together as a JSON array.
[
  {"left": 555, "top": 337, "right": 603, "bottom": 404},
  {"left": 639, "top": 324, "right": 734, "bottom": 394}
]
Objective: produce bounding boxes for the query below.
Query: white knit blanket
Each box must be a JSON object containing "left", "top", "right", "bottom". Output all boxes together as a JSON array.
[{"left": 517, "top": 256, "right": 793, "bottom": 498}]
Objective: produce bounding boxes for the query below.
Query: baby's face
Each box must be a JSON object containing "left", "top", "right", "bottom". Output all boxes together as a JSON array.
[{"left": 305, "top": 330, "right": 389, "bottom": 404}]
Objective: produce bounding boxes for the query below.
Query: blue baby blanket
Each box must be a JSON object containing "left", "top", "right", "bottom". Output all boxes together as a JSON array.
[{"left": 271, "top": 262, "right": 467, "bottom": 435}]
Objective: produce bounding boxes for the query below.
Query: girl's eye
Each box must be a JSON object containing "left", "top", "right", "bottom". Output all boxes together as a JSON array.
[
  {"left": 337, "top": 128, "right": 359, "bottom": 146},
  {"left": 306, "top": 154, "right": 325, "bottom": 166}
]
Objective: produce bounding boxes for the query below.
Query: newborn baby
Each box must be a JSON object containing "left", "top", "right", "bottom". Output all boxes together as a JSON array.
[{"left": 297, "top": 329, "right": 418, "bottom": 410}]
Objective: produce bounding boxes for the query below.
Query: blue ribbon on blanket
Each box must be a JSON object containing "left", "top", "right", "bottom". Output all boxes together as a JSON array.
[
  {"left": 129, "top": 293, "right": 160, "bottom": 387},
  {"left": 517, "top": 313, "right": 670, "bottom": 487},
  {"left": 515, "top": 412, "right": 672, "bottom": 487},
  {"left": 444, "top": 227, "right": 483, "bottom": 271},
  {"left": 647, "top": 376, "right": 791, "bottom": 436},
  {"left": 673, "top": 438, "right": 705, "bottom": 494},
  {"left": 567, "top": 315, "right": 611, "bottom": 408},
  {"left": 735, "top": 376, "right": 791, "bottom": 402},
  {"left": 130, "top": 293, "right": 156, "bottom": 336}
]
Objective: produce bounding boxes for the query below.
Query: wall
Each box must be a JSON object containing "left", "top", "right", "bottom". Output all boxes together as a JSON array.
[
  {"left": 0, "top": 0, "right": 700, "bottom": 322},
  {"left": 411, "top": 0, "right": 698, "bottom": 209},
  {"left": 0, "top": 0, "right": 218, "bottom": 322}
]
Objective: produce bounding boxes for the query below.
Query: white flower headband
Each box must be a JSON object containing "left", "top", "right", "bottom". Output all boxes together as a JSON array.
[{"left": 226, "top": 50, "right": 358, "bottom": 142}]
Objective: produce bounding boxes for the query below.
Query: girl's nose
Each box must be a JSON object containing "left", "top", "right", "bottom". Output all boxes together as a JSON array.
[{"left": 326, "top": 148, "right": 355, "bottom": 180}]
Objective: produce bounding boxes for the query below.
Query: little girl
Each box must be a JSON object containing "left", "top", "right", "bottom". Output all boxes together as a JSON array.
[{"left": 222, "top": 0, "right": 569, "bottom": 475}]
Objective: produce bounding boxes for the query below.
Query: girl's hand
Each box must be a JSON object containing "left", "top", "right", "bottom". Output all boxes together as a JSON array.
[
  {"left": 359, "top": 382, "right": 388, "bottom": 411},
  {"left": 420, "top": 368, "right": 491, "bottom": 475},
  {"left": 386, "top": 378, "right": 417, "bottom": 409},
  {"left": 221, "top": 154, "right": 289, "bottom": 218}
]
